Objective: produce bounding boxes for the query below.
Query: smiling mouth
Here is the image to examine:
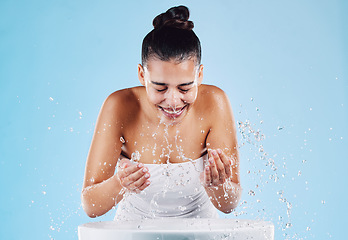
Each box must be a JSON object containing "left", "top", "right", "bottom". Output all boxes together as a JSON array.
[{"left": 158, "top": 105, "right": 187, "bottom": 119}]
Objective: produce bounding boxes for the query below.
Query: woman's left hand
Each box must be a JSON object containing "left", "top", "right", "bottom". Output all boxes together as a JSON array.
[{"left": 201, "top": 149, "right": 232, "bottom": 188}]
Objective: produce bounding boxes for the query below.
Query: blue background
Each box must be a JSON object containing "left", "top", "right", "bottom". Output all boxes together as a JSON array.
[{"left": 1, "top": 0, "right": 347, "bottom": 239}]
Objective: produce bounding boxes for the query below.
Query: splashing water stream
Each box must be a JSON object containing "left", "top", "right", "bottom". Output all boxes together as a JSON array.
[{"left": 235, "top": 99, "right": 307, "bottom": 239}]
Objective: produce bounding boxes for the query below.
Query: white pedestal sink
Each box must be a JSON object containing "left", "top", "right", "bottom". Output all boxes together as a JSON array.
[{"left": 78, "top": 218, "right": 274, "bottom": 240}]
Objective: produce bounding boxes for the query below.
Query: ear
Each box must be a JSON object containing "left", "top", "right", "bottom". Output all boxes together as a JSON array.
[
  {"left": 138, "top": 64, "right": 146, "bottom": 86},
  {"left": 197, "top": 64, "right": 204, "bottom": 86}
]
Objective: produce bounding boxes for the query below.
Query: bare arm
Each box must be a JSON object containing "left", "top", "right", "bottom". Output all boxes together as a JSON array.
[
  {"left": 81, "top": 93, "right": 124, "bottom": 217},
  {"left": 81, "top": 91, "right": 151, "bottom": 218},
  {"left": 203, "top": 88, "right": 242, "bottom": 213}
]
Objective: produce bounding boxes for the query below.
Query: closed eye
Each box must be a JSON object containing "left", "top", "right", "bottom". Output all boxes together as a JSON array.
[
  {"left": 156, "top": 88, "right": 167, "bottom": 92},
  {"left": 179, "top": 88, "right": 190, "bottom": 93}
]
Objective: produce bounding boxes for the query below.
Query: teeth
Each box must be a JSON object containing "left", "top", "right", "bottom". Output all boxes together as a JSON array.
[
  {"left": 161, "top": 107, "right": 184, "bottom": 114},
  {"left": 163, "top": 109, "right": 178, "bottom": 114}
]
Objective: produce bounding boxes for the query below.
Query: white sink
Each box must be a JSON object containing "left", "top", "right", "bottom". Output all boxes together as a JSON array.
[{"left": 78, "top": 218, "right": 274, "bottom": 240}]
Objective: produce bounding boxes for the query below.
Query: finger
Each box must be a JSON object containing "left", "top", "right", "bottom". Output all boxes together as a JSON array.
[
  {"left": 204, "top": 165, "right": 212, "bottom": 187},
  {"left": 122, "top": 164, "right": 148, "bottom": 187},
  {"left": 118, "top": 158, "right": 131, "bottom": 169},
  {"left": 217, "top": 149, "right": 232, "bottom": 178},
  {"left": 118, "top": 162, "right": 144, "bottom": 179},
  {"left": 128, "top": 171, "right": 150, "bottom": 191},
  {"left": 136, "top": 177, "right": 151, "bottom": 191},
  {"left": 208, "top": 149, "right": 213, "bottom": 160},
  {"left": 117, "top": 159, "right": 132, "bottom": 177},
  {"left": 211, "top": 150, "right": 226, "bottom": 182},
  {"left": 208, "top": 156, "right": 220, "bottom": 185}
]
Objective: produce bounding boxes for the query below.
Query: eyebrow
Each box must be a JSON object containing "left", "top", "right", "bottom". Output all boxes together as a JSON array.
[{"left": 150, "top": 81, "right": 194, "bottom": 87}]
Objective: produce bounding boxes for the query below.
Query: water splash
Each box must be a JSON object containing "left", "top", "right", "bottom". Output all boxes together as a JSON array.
[
  {"left": 131, "top": 151, "right": 141, "bottom": 162},
  {"left": 236, "top": 101, "right": 299, "bottom": 238}
]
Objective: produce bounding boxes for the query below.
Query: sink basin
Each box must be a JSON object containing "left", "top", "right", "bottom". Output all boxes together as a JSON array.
[{"left": 78, "top": 218, "right": 274, "bottom": 240}]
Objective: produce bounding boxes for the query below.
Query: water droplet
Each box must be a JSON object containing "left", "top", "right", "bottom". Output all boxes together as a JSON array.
[
  {"left": 120, "top": 137, "right": 125, "bottom": 143},
  {"left": 201, "top": 130, "right": 205, "bottom": 133},
  {"left": 248, "top": 190, "right": 255, "bottom": 196},
  {"left": 321, "top": 200, "right": 325, "bottom": 204},
  {"left": 178, "top": 205, "right": 187, "bottom": 211},
  {"left": 306, "top": 227, "right": 311, "bottom": 231},
  {"left": 258, "top": 146, "right": 264, "bottom": 152},
  {"left": 42, "top": 191, "right": 46, "bottom": 195},
  {"left": 131, "top": 151, "right": 141, "bottom": 162},
  {"left": 48, "top": 127, "right": 51, "bottom": 130},
  {"left": 277, "top": 126, "right": 283, "bottom": 130},
  {"left": 298, "top": 171, "right": 301, "bottom": 176},
  {"left": 49, "top": 97, "right": 54, "bottom": 101}
]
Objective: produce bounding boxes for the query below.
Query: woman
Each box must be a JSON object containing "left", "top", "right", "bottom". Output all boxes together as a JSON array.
[{"left": 81, "top": 5, "right": 242, "bottom": 220}]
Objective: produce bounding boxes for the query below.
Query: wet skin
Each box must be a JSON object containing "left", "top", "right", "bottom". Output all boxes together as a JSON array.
[{"left": 82, "top": 58, "right": 241, "bottom": 217}]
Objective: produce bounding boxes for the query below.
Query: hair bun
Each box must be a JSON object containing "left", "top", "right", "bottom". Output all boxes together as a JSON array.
[{"left": 153, "top": 5, "right": 194, "bottom": 30}]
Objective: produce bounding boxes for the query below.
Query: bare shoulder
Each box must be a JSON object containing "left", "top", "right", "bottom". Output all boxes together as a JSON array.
[
  {"left": 106, "top": 87, "right": 140, "bottom": 107},
  {"left": 197, "top": 84, "right": 232, "bottom": 113},
  {"left": 199, "top": 84, "right": 225, "bottom": 93},
  {"left": 102, "top": 87, "right": 142, "bottom": 120}
]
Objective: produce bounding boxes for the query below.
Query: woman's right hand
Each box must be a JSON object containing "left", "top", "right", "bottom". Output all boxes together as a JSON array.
[{"left": 117, "top": 159, "right": 151, "bottom": 193}]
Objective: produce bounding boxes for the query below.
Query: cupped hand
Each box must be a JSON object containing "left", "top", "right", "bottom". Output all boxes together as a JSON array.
[
  {"left": 201, "top": 149, "right": 232, "bottom": 188},
  {"left": 117, "top": 158, "right": 151, "bottom": 193}
]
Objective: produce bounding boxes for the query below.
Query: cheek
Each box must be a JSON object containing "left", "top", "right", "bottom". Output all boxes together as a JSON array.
[
  {"left": 146, "top": 89, "right": 163, "bottom": 104},
  {"left": 184, "top": 89, "right": 198, "bottom": 104}
]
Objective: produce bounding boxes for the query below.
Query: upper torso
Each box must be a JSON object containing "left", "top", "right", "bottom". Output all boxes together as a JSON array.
[{"left": 115, "top": 84, "right": 222, "bottom": 164}]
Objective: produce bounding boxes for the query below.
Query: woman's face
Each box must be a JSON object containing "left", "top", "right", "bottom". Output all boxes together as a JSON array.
[{"left": 138, "top": 58, "right": 203, "bottom": 124}]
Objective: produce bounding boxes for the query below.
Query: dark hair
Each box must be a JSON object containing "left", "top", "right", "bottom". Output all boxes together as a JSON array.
[{"left": 141, "top": 6, "right": 201, "bottom": 67}]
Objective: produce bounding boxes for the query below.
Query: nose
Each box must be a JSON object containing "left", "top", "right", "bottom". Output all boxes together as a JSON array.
[{"left": 165, "top": 89, "right": 182, "bottom": 108}]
